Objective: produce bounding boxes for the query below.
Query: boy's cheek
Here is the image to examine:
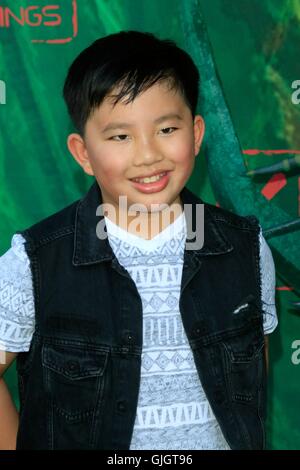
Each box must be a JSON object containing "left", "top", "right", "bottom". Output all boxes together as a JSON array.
[
  {"left": 85, "top": 148, "right": 112, "bottom": 168},
  {"left": 90, "top": 158, "right": 127, "bottom": 181},
  {"left": 166, "top": 154, "right": 193, "bottom": 169},
  {"left": 180, "top": 156, "right": 197, "bottom": 182},
  {"left": 175, "top": 144, "right": 196, "bottom": 165}
]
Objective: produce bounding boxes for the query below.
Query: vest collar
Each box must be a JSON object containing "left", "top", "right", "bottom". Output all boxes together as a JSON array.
[{"left": 72, "top": 180, "right": 233, "bottom": 266}]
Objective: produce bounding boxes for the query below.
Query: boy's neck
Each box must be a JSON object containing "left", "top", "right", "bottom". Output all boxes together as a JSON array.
[{"left": 106, "top": 198, "right": 183, "bottom": 240}]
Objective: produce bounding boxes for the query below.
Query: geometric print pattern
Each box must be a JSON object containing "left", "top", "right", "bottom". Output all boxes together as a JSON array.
[
  {"left": 105, "top": 213, "right": 231, "bottom": 450},
  {"left": 0, "top": 235, "right": 35, "bottom": 351},
  {"left": 134, "top": 401, "right": 216, "bottom": 428}
]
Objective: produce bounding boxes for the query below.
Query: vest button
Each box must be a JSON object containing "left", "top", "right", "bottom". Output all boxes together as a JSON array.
[
  {"left": 123, "top": 331, "right": 134, "bottom": 344},
  {"left": 193, "top": 322, "right": 207, "bottom": 337},
  {"left": 67, "top": 360, "right": 79, "bottom": 372},
  {"left": 117, "top": 400, "right": 127, "bottom": 412}
]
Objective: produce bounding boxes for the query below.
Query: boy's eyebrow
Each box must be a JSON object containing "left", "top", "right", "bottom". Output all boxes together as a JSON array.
[{"left": 101, "top": 113, "right": 183, "bottom": 133}]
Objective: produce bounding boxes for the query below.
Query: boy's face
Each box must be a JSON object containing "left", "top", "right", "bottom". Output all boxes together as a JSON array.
[{"left": 68, "top": 80, "right": 205, "bottom": 223}]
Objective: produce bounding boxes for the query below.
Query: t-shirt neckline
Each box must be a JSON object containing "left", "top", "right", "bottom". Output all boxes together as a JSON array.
[{"left": 104, "top": 211, "right": 186, "bottom": 251}]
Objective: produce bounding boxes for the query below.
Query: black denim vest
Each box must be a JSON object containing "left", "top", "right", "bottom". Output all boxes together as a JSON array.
[{"left": 15, "top": 181, "right": 266, "bottom": 450}]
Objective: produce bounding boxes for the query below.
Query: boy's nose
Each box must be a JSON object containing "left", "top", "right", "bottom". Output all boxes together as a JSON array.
[{"left": 132, "top": 139, "right": 164, "bottom": 166}]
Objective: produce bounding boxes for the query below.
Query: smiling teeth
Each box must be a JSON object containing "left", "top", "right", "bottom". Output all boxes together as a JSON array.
[{"left": 133, "top": 172, "right": 166, "bottom": 184}]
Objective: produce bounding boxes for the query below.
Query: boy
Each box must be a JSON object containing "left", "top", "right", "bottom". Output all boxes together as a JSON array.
[{"left": 0, "top": 31, "right": 277, "bottom": 450}]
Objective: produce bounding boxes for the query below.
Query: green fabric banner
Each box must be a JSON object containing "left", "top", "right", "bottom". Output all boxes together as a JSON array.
[{"left": 0, "top": 0, "right": 299, "bottom": 449}]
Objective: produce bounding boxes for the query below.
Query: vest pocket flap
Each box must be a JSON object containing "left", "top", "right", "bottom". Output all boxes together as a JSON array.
[
  {"left": 42, "top": 344, "right": 108, "bottom": 380},
  {"left": 222, "top": 326, "right": 264, "bottom": 363}
]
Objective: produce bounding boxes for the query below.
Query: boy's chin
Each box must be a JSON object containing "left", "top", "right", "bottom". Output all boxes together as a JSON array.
[{"left": 128, "top": 203, "right": 167, "bottom": 214}]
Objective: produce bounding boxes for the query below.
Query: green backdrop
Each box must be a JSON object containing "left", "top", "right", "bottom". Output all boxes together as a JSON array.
[{"left": 0, "top": 0, "right": 299, "bottom": 449}]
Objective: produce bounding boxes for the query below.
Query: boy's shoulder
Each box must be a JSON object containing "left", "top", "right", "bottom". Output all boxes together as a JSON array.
[
  {"left": 16, "top": 181, "right": 101, "bottom": 250},
  {"left": 16, "top": 195, "right": 82, "bottom": 249},
  {"left": 205, "top": 200, "right": 260, "bottom": 232},
  {"left": 182, "top": 187, "right": 260, "bottom": 232}
]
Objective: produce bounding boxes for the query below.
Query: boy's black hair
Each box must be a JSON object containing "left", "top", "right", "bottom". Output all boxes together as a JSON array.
[{"left": 63, "top": 30, "right": 200, "bottom": 135}]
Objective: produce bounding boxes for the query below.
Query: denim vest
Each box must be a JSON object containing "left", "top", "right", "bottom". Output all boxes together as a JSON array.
[{"left": 15, "top": 181, "right": 266, "bottom": 450}]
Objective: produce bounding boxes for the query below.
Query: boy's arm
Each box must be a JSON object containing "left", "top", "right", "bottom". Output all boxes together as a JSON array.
[{"left": 0, "top": 352, "right": 19, "bottom": 450}]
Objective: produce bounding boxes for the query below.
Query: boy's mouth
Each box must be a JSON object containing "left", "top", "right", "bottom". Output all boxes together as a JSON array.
[
  {"left": 129, "top": 171, "right": 171, "bottom": 194},
  {"left": 130, "top": 171, "right": 168, "bottom": 184}
]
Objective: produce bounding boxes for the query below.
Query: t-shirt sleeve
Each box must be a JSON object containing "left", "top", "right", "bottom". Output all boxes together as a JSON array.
[
  {"left": 259, "top": 227, "right": 278, "bottom": 335},
  {"left": 0, "top": 233, "right": 35, "bottom": 352}
]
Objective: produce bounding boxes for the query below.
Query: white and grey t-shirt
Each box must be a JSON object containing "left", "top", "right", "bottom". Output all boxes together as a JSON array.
[
  {"left": 0, "top": 212, "right": 277, "bottom": 449},
  {"left": 104, "top": 212, "right": 277, "bottom": 450}
]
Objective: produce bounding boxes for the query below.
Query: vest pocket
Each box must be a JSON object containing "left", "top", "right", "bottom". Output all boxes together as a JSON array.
[
  {"left": 42, "top": 343, "right": 108, "bottom": 423},
  {"left": 222, "top": 325, "right": 265, "bottom": 403}
]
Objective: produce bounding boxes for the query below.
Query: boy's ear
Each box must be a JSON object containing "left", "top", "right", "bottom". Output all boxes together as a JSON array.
[
  {"left": 67, "top": 133, "right": 94, "bottom": 176},
  {"left": 193, "top": 115, "right": 205, "bottom": 156}
]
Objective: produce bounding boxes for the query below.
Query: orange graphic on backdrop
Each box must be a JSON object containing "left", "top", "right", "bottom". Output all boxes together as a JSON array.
[{"left": 0, "top": 0, "right": 78, "bottom": 43}]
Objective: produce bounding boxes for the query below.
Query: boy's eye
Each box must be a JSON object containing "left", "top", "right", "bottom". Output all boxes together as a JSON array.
[
  {"left": 109, "top": 127, "right": 177, "bottom": 141},
  {"left": 160, "top": 127, "right": 178, "bottom": 134},
  {"left": 109, "top": 134, "right": 129, "bottom": 141}
]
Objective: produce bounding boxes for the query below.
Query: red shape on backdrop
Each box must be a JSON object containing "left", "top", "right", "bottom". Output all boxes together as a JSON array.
[
  {"left": 31, "top": 0, "right": 78, "bottom": 44},
  {"left": 243, "top": 149, "right": 300, "bottom": 156},
  {"left": 261, "top": 173, "right": 287, "bottom": 200},
  {"left": 276, "top": 286, "right": 294, "bottom": 291}
]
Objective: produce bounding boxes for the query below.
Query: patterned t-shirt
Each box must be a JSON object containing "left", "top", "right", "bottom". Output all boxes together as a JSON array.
[{"left": 104, "top": 212, "right": 277, "bottom": 450}]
